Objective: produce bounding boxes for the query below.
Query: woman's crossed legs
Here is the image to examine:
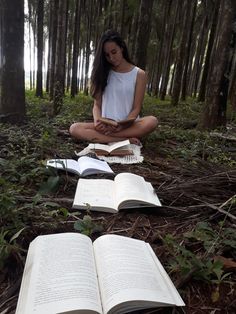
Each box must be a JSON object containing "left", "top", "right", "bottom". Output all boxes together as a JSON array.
[{"left": 69, "top": 116, "right": 158, "bottom": 144}]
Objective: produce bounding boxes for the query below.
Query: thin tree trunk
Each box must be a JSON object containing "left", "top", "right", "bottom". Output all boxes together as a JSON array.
[
  {"left": 84, "top": 0, "right": 92, "bottom": 95},
  {"left": 49, "top": 0, "right": 59, "bottom": 99},
  {"left": 199, "top": 0, "right": 236, "bottom": 129},
  {"left": 36, "top": 0, "right": 44, "bottom": 97},
  {"left": 198, "top": 0, "right": 220, "bottom": 102},
  {"left": 180, "top": 0, "right": 197, "bottom": 101},
  {"left": 0, "top": 0, "right": 25, "bottom": 122},
  {"left": 66, "top": 6, "right": 73, "bottom": 93},
  {"left": 160, "top": 0, "right": 179, "bottom": 100},
  {"left": 28, "top": 1, "right": 32, "bottom": 90},
  {"left": 71, "top": 0, "right": 81, "bottom": 97},
  {"left": 46, "top": 0, "right": 53, "bottom": 93},
  {"left": 134, "top": 0, "right": 154, "bottom": 69},
  {"left": 171, "top": 0, "right": 191, "bottom": 106},
  {"left": 53, "top": 0, "right": 68, "bottom": 115}
]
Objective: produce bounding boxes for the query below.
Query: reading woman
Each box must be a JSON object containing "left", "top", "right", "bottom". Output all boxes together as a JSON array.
[{"left": 69, "top": 30, "right": 158, "bottom": 145}]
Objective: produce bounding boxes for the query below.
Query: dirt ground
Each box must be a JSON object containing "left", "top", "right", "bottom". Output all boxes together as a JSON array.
[{"left": 0, "top": 131, "right": 235, "bottom": 314}]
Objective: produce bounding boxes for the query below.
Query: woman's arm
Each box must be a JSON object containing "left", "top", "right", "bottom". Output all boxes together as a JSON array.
[
  {"left": 93, "top": 95, "right": 113, "bottom": 134},
  {"left": 92, "top": 96, "right": 102, "bottom": 127},
  {"left": 127, "top": 68, "right": 147, "bottom": 119}
]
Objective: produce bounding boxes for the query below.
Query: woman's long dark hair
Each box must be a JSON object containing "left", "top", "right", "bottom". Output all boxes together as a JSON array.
[{"left": 90, "top": 30, "right": 133, "bottom": 98}]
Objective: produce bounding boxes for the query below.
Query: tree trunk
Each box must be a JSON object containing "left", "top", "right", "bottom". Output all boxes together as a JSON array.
[
  {"left": 153, "top": 0, "right": 171, "bottom": 96},
  {"left": 134, "top": 0, "right": 154, "bottom": 69},
  {"left": 49, "top": 0, "right": 59, "bottom": 100},
  {"left": 0, "top": 0, "right": 25, "bottom": 123},
  {"left": 66, "top": 6, "right": 73, "bottom": 93},
  {"left": 84, "top": 0, "right": 92, "bottom": 95},
  {"left": 71, "top": 0, "right": 81, "bottom": 97},
  {"left": 46, "top": 0, "right": 53, "bottom": 93},
  {"left": 198, "top": 0, "right": 220, "bottom": 102},
  {"left": 180, "top": 0, "right": 197, "bottom": 101},
  {"left": 53, "top": 0, "right": 68, "bottom": 115},
  {"left": 120, "top": 0, "right": 126, "bottom": 37},
  {"left": 199, "top": 0, "right": 236, "bottom": 129},
  {"left": 28, "top": 0, "right": 33, "bottom": 90},
  {"left": 229, "top": 32, "right": 236, "bottom": 111},
  {"left": 193, "top": 19, "right": 209, "bottom": 98},
  {"left": 160, "top": 0, "right": 179, "bottom": 100},
  {"left": 171, "top": 0, "right": 191, "bottom": 105},
  {"left": 36, "top": 0, "right": 44, "bottom": 97}
]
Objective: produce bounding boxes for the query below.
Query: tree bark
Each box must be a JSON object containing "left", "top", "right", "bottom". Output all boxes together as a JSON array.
[
  {"left": 71, "top": 0, "right": 81, "bottom": 97},
  {"left": 53, "top": 0, "right": 68, "bottom": 115},
  {"left": 0, "top": 0, "right": 25, "bottom": 122},
  {"left": 160, "top": 0, "right": 179, "bottom": 100},
  {"left": 171, "top": 0, "right": 191, "bottom": 106},
  {"left": 180, "top": 0, "right": 197, "bottom": 101},
  {"left": 49, "top": 0, "right": 59, "bottom": 99},
  {"left": 199, "top": 0, "right": 236, "bottom": 129},
  {"left": 36, "top": 0, "right": 44, "bottom": 97},
  {"left": 134, "top": 0, "right": 154, "bottom": 69},
  {"left": 198, "top": 0, "right": 220, "bottom": 102}
]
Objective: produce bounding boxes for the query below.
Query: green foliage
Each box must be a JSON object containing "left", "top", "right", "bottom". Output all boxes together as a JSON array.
[
  {"left": 164, "top": 222, "right": 235, "bottom": 283},
  {"left": 143, "top": 95, "right": 236, "bottom": 167},
  {"left": 74, "top": 214, "right": 103, "bottom": 236},
  {"left": 74, "top": 213, "right": 103, "bottom": 236},
  {"left": 0, "top": 228, "right": 25, "bottom": 269},
  {"left": 185, "top": 222, "right": 236, "bottom": 254}
]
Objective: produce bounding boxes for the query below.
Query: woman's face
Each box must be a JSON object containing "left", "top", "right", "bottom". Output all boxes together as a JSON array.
[{"left": 103, "top": 41, "right": 124, "bottom": 68}]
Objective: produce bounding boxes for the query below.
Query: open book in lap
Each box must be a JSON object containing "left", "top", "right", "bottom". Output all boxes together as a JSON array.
[
  {"left": 73, "top": 173, "right": 161, "bottom": 213},
  {"left": 88, "top": 140, "right": 133, "bottom": 156},
  {"left": 15, "top": 233, "right": 185, "bottom": 314},
  {"left": 46, "top": 156, "right": 114, "bottom": 177}
]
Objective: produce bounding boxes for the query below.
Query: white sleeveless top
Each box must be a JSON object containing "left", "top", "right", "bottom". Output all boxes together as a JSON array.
[{"left": 102, "top": 66, "right": 139, "bottom": 121}]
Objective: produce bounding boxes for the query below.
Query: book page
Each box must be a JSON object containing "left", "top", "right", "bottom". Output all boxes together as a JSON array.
[
  {"left": 93, "top": 235, "right": 184, "bottom": 314},
  {"left": 47, "top": 159, "right": 81, "bottom": 175},
  {"left": 16, "top": 233, "right": 102, "bottom": 314},
  {"left": 114, "top": 173, "right": 161, "bottom": 209},
  {"left": 73, "top": 179, "right": 116, "bottom": 212},
  {"left": 77, "top": 156, "right": 113, "bottom": 176},
  {"left": 88, "top": 140, "right": 130, "bottom": 153}
]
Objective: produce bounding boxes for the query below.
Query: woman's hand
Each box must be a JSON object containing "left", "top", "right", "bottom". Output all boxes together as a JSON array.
[{"left": 95, "top": 120, "right": 113, "bottom": 135}]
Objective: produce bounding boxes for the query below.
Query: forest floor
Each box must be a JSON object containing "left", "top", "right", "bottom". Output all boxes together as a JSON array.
[{"left": 0, "top": 92, "right": 235, "bottom": 314}]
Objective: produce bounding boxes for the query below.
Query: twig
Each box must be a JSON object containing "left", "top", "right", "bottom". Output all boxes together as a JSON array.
[{"left": 16, "top": 195, "right": 73, "bottom": 205}]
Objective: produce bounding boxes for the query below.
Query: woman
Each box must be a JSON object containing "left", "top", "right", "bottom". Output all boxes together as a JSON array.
[{"left": 69, "top": 30, "right": 158, "bottom": 144}]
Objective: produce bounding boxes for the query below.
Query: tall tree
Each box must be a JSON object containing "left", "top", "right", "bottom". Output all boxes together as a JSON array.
[
  {"left": 159, "top": 0, "right": 179, "bottom": 100},
  {"left": 0, "top": 0, "right": 25, "bottom": 122},
  {"left": 198, "top": 0, "right": 220, "bottom": 102},
  {"left": 134, "top": 0, "right": 154, "bottom": 69},
  {"left": 171, "top": 0, "right": 192, "bottom": 106},
  {"left": 48, "top": 0, "right": 59, "bottom": 99},
  {"left": 84, "top": 0, "right": 93, "bottom": 95},
  {"left": 53, "top": 0, "right": 68, "bottom": 115},
  {"left": 199, "top": 0, "right": 236, "bottom": 129},
  {"left": 71, "top": 0, "right": 81, "bottom": 97},
  {"left": 180, "top": 0, "right": 197, "bottom": 101},
  {"left": 35, "top": 0, "right": 44, "bottom": 97},
  {"left": 229, "top": 21, "right": 236, "bottom": 111},
  {"left": 153, "top": 0, "right": 172, "bottom": 96}
]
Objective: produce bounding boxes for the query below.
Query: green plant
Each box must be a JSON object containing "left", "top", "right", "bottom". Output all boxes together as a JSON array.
[
  {"left": 0, "top": 228, "right": 25, "bottom": 270},
  {"left": 185, "top": 221, "right": 236, "bottom": 255},
  {"left": 164, "top": 220, "right": 236, "bottom": 285},
  {"left": 74, "top": 213, "right": 103, "bottom": 236}
]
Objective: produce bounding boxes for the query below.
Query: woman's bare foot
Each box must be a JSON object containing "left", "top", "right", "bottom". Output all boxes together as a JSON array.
[{"left": 129, "top": 137, "right": 141, "bottom": 145}]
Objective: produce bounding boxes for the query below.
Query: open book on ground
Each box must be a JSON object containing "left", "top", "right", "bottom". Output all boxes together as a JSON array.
[
  {"left": 73, "top": 172, "right": 161, "bottom": 213},
  {"left": 15, "top": 233, "right": 185, "bottom": 314},
  {"left": 46, "top": 156, "right": 114, "bottom": 177},
  {"left": 98, "top": 117, "right": 135, "bottom": 127},
  {"left": 88, "top": 140, "right": 133, "bottom": 156}
]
